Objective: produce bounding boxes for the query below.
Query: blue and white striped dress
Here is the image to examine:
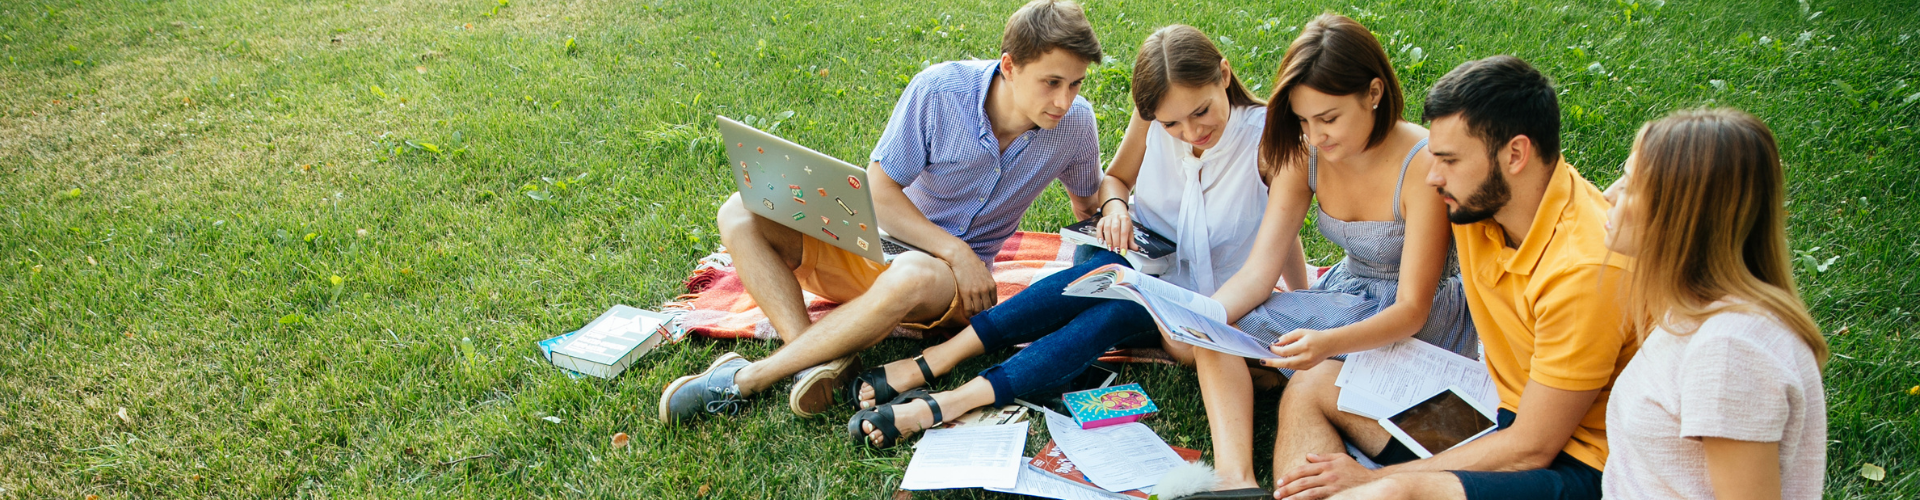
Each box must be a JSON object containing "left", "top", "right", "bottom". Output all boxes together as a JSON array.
[{"left": 1237, "top": 138, "right": 1480, "bottom": 361}]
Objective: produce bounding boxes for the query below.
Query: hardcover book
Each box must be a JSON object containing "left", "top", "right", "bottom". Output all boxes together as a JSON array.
[{"left": 548, "top": 305, "right": 670, "bottom": 379}]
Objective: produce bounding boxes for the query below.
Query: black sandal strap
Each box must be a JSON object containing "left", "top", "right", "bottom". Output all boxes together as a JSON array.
[
  {"left": 913, "top": 355, "right": 936, "bottom": 386},
  {"left": 847, "top": 367, "right": 898, "bottom": 410},
  {"left": 847, "top": 406, "right": 902, "bottom": 449},
  {"left": 911, "top": 391, "right": 944, "bottom": 425}
]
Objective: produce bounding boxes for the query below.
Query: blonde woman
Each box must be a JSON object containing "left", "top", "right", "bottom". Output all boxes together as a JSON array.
[{"left": 1602, "top": 108, "right": 1829, "bottom": 499}]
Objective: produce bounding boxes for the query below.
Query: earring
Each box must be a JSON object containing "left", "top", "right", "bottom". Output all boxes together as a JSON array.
[{"left": 1372, "top": 104, "right": 1378, "bottom": 110}]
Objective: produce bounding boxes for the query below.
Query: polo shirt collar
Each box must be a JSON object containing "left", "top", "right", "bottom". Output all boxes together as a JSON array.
[{"left": 1503, "top": 160, "right": 1579, "bottom": 276}]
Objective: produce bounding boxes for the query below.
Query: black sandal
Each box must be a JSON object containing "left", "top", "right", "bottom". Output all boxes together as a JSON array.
[
  {"left": 845, "top": 354, "right": 938, "bottom": 410},
  {"left": 845, "top": 388, "right": 945, "bottom": 450}
]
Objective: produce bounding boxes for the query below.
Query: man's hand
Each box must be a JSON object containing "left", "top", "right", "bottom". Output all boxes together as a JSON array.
[
  {"left": 1274, "top": 453, "right": 1377, "bottom": 500},
  {"left": 1262, "top": 328, "right": 1332, "bottom": 371},
  {"left": 953, "top": 255, "right": 998, "bottom": 317}
]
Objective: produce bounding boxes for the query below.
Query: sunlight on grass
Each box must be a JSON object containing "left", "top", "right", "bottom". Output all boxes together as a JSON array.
[{"left": 0, "top": 0, "right": 1915, "bottom": 497}]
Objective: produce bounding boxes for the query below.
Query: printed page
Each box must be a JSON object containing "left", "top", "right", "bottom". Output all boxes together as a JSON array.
[
  {"left": 1119, "top": 269, "right": 1226, "bottom": 323},
  {"left": 987, "top": 463, "right": 1132, "bottom": 500},
  {"left": 898, "top": 421, "right": 1029, "bottom": 490},
  {"left": 1135, "top": 291, "right": 1276, "bottom": 360},
  {"left": 1335, "top": 339, "right": 1498, "bottom": 420},
  {"left": 1061, "top": 264, "right": 1137, "bottom": 301},
  {"left": 1061, "top": 265, "right": 1271, "bottom": 359},
  {"left": 1041, "top": 410, "right": 1184, "bottom": 492}
]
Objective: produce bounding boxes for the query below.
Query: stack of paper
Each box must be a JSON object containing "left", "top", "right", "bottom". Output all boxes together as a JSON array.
[
  {"left": 899, "top": 422, "right": 1030, "bottom": 490},
  {"left": 988, "top": 463, "right": 1133, "bottom": 500},
  {"left": 1335, "top": 339, "right": 1499, "bottom": 419},
  {"left": 1041, "top": 409, "right": 1185, "bottom": 492}
]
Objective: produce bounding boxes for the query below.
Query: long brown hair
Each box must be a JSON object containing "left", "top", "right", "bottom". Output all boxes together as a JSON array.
[
  {"left": 1260, "top": 13, "right": 1405, "bottom": 180},
  {"left": 1131, "top": 24, "right": 1263, "bottom": 122},
  {"left": 1624, "top": 108, "right": 1829, "bottom": 368}
]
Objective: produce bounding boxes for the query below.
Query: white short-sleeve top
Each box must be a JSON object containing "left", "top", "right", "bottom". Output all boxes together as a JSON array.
[
  {"left": 1130, "top": 104, "right": 1269, "bottom": 294},
  {"left": 1603, "top": 306, "right": 1827, "bottom": 499}
]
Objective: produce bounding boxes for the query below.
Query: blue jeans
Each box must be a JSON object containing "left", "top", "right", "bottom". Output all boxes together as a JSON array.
[{"left": 970, "top": 248, "right": 1158, "bottom": 407}]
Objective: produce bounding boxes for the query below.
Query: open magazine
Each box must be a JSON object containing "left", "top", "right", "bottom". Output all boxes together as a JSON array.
[{"left": 1061, "top": 264, "right": 1279, "bottom": 360}]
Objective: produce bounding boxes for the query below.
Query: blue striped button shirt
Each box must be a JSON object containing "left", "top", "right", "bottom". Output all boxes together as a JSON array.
[{"left": 869, "top": 59, "right": 1102, "bottom": 263}]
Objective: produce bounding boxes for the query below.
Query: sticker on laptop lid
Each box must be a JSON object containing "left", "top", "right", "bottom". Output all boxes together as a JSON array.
[
  {"left": 836, "top": 198, "right": 857, "bottom": 216},
  {"left": 791, "top": 211, "right": 805, "bottom": 221},
  {"left": 856, "top": 237, "right": 869, "bottom": 250},
  {"left": 817, "top": 188, "right": 828, "bottom": 197},
  {"left": 820, "top": 227, "right": 840, "bottom": 240},
  {"left": 848, "top": 176, "right": 861, "bottom": 189},
  {"left": 762, "top": 198, "right": 775, "bottom": 210}
]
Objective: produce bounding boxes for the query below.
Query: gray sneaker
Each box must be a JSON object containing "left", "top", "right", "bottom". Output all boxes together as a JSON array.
[{"left": 658, "top": 352, "right": 752, "bottom": 423}]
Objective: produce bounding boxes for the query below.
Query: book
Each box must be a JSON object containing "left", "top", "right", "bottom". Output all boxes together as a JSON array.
[
  {"left": 1063, "top": 383, "right": 1157, "bottom": 429},
  {"left": 1061, "top": 263, "right": 1280, "bottom": 360},
  {"left": 1029, "top": 440, "right": 1203, "bottom": 499},
  {"left": 1059, "top": 218, "right": 1177, "bottom": 259},
  {"left": 548, "top": 305, "right": 670, "bottom": 379},
  {"left": 537, "top": 330, "right": 587, "bottom": 379}
]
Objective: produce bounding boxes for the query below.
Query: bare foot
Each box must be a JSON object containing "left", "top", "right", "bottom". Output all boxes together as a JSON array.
[
  {"left": 855, "top": 358, "right": 931, "bottom": 409},
  {"left": 859, "top": 393, "right": 961, "bottom": 446}
]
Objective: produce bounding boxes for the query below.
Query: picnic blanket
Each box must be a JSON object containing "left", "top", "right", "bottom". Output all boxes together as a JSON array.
[{"left": 660, "top": 231, "right": 1181, "bottom": 364}]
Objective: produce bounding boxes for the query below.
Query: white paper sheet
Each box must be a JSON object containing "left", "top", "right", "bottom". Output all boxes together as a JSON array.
[
  {"left": 987, "top": 463, "right": 1133, "bottom": 500},
  {"left": 1041, "top": 409, "right": 1185, "bottom": 492},
  {"left": 898, "top": 421, "right": 1029, "bottom": 490},
  {"left": 1335, "top": 339, "right": 1499, "bottom": 420}
]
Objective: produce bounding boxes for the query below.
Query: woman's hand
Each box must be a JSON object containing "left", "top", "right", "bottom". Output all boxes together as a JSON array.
[
  {"left": 1097, "top": 200, "right": 1140, "bottom": 253},
  {"left": 1262, "top": 328, "right": 1331, "bottom": 371}
]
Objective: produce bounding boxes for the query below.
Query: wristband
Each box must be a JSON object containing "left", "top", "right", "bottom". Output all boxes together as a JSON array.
[{"left": 1100, "top": 197, "right": 1129, "bottom": 215}]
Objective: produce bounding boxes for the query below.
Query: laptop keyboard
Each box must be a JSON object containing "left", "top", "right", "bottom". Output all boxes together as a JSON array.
[{"left": 880, "top": 238, "right": 910, "bottom": 256}]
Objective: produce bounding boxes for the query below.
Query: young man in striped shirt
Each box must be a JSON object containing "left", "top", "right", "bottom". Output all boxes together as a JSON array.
[{"left": 662, "top": 0, "right": 1106, "bottom": 422}]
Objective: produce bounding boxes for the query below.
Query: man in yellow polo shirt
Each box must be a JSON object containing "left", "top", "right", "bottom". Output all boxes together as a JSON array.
[{"left": 1271, "top": 55, "right": 1636, "bottom": 500}]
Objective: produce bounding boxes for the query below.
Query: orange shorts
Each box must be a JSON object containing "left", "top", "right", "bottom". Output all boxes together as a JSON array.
[{"left": 793, "top": 237, "right": 968, "bottom": 330}]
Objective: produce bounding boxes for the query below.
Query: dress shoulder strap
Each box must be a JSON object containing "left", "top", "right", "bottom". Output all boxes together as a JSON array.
[
  {"left": 1392, "top": 138, "right": 1430, "bottom": 222},
  {"left": 1307, "top": 146, "right": 1319, "bottom": 193}
]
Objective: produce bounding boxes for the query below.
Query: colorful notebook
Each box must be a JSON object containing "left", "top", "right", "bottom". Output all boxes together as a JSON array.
[{"left": 1063, "top": 383, "right": 1158, "bottom": 429}]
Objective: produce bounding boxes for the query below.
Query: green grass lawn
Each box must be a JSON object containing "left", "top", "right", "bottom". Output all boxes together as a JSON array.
[{"left": 2, "top": 0, "right": 1916, "bottom": 497}]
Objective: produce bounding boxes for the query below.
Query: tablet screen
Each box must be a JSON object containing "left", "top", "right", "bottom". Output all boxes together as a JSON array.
[{"left": 1387, "top": 389, "right": 1495, "bottom": 454}]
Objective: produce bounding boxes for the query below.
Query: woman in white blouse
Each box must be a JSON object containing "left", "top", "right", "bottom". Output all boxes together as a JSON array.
[
  {"left": 845, "top": 24, "right": 1269, "bottom": 449},
  {"left": 1602, "top": 108, "right": 1829, "bottom": 499}
]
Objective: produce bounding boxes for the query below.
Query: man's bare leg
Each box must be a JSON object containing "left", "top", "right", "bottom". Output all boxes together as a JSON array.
[
  {"left": 716, "top": 193, "right": 811, "bottom": 343},
  {"left": 1273, "top": 361, "right": 1394, "bottom": 477},
  {"left": 733, "top": 252, "right": 958, "bottom": 395},
  {"left": 1194, "top": 347, "right": 1263, "bottom": 490}
]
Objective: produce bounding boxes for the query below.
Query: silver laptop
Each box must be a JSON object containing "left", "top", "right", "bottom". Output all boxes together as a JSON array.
[{"left": 718, "top": 115, "right": 922, "bottom": 263}]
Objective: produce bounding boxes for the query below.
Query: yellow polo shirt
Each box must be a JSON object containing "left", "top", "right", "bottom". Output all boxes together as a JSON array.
[{"left": 1454, "top": 161, "right": 1638, "bottom": 470}]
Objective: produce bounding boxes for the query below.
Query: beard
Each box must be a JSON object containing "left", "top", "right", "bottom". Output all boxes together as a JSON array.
[{"left": 1442, "top": 157, "right": 1512, "bottom": 225}]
